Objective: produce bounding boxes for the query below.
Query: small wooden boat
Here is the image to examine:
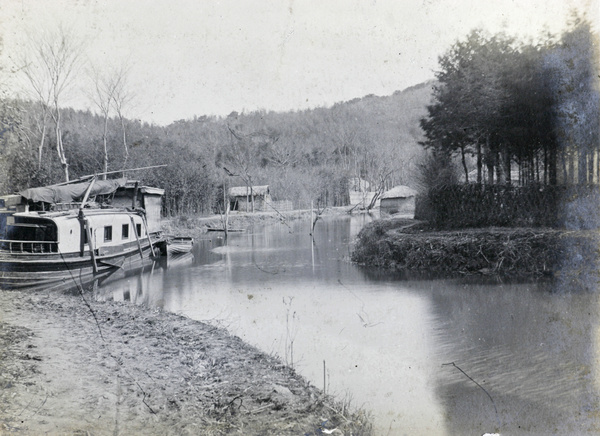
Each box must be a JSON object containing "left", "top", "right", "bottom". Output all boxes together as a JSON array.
[
  {"left": 206, "top": 227, "right": 245, "bottom": 232},
  {"left": 166, "top": 236, "right": 194, "bottom": 255}
]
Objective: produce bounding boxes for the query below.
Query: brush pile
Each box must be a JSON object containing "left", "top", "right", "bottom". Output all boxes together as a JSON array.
[{"left": 352, "top": 219, "right": 599, "bottom": 281}]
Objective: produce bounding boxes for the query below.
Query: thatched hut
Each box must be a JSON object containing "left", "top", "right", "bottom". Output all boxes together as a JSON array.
[
  {"left": 380, "top": 185, "right": 418, "bottom": 216},
  {"left": 229, "top": 185, "right": 271, "bottom": 212}
]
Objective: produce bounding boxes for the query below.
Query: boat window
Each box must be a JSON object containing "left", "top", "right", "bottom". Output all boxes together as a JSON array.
[
  {"left": 104, "top": 226, "right": 113, "bottom": 242},
  {"left": 0, "top": 213, "right": 9, "bottom": 239},
  {"left": 136, "top": 223, "right": 142, "bottom": 237},
  {"left": 2, "top": 219, "right": 58, "bottom": 253},
  {"left": 83, "top": 227, "right": 92, "bottom": 244},
  {"left": 5, "top": 223, "right": 57, "bottom": 242},
  {"left": 122, "top": 224, "right": 129, "bottom": 239}
]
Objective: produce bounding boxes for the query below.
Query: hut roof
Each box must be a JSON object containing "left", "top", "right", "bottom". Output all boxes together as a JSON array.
[
  {"left": 229, "top": 185, "right": 270, "bottom": 197},
  {"left": 380, "top": 185, "right": 417, "bottom": 199}
]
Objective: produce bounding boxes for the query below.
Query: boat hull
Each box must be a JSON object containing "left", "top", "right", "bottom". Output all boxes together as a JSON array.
[{"left": 0, "top": 238, "right": 159, "bottom": 291}]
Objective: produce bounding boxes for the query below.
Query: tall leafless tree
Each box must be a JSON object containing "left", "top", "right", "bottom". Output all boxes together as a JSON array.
[
  {"left": 224, "top": 121, "right": 278, "bottom": 212},
  {"left": 89, "top": 63, "right": 134, "bottom": 177},
  {"left": 110, "top": 63, "right": 135, "bottom": 169},
  {"left": 89, "top": 68, "right": 116, "bottom": 178},
  {"left": 19, "top": 25, "right": 85, "bottom": 181}
]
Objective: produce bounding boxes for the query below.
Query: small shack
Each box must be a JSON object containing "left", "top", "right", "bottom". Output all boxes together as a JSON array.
[
  {"left": 229, "top": 185, "right": 271, "bottom": 212},
  {"left": 112, "top": 181, "right": 164, "bottom": 234},
  {"left": 380, "top": 185, "right": 418, "bottom": 216}
]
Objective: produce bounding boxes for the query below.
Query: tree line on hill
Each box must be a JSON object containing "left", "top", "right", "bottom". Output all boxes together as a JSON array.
[
  {"left": 420, "top": 14, "right": 599, "bottom": 188},
  {"left": 0, "top": 89, "right": 429, "bottom": 215}
]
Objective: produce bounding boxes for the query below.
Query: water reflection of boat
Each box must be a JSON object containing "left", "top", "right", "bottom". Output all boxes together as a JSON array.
[
  {"left": 92, "top": 255, "right": 167, "bottom": 305},
  {"left": 0, "top": 176, "right": 165, "bottom": 290},
  {"left": 56, "top": 256, "right": 156, "bottom": 295},
  {"left": 164, "top": 252, "right": 195, "bottom": 269},
  {"left": 166, "top": 236, "right": 194, "bottom": 255}
]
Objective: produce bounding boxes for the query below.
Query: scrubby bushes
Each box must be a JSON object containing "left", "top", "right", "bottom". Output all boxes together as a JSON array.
[{"left": 352, "top": 221, "right": 599, "bottom": 280}]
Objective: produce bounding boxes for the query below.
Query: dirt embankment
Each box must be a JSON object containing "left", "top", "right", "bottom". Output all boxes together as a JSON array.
[
  {"left": 160, "top": 207, "right": 355, "bottom": 238},
  {"left": 351, "top": 217, "right": 600, "bottom": 285},
  {"left": 0, "top": 289, "right": 371, "bottom": 435}
]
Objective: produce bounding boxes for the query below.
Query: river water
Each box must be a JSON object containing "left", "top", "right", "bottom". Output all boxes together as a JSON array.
[{"left": 94, "top": 214, "right": 599, "bottom": 435}]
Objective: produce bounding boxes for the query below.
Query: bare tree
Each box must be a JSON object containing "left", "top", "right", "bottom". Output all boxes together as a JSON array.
[
  {"left": 322, "top": 107, "right": 360, "bottom": 173},
  {"left": 223, "top": 122, "right": 278, "bottom": 212},
  {"left": 110, "top": 64, "right": 135, "bottom": 168},
  {"left": 17, "top": 51, "right": 52, "bottom": 170},
  {"left": 19, "top": 25, "right": 85, "bottom": 181},
  {"left": 89, "top": 69, "right": 116, "bottom": 178},
  {"left": 88, "top": 61, "right": 135, "bottom": 176}
]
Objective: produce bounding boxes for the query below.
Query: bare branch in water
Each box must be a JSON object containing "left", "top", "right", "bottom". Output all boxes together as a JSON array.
[{"left": 442, "top": 361, "right": 500, "bottom": 429}]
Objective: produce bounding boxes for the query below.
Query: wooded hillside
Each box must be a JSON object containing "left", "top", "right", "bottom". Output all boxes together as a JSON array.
[{"left": 0, "top": 81, "right": 432, "bottom": 215}]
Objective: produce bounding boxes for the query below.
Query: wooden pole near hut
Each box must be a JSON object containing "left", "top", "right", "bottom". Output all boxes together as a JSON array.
[{"left": 224, "top": 185, "right": 229, "bottom": 238}]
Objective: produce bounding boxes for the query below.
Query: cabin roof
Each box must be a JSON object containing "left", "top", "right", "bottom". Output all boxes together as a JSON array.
[
  {"left": 18, "top": 179, "right": 165, "bottom": 205},
  {"left": 139, "top": 186, "right": 165, "bottom": 196},
  {"left": 229, "top": 185, "right": 270, "bottom": 197},
  {"left": 13, "top": 207, "right": 139, "bottom": 220},
  {"left": 121, "top": 181, "right": 164, "bottom": 196},
  {"left": 380, "top": 185, "right": 418, "bottom": 199},
  {"left": 20, "top": 178, "right": 128, "bottom": 204}
]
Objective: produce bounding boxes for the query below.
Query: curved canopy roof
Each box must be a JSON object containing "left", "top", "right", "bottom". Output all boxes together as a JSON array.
[
  {"left": 380, "top": 185, "right": 418, "bottom": 199},
  {"left": 20, "top": 178, "right": 127, "bottom": 204}
]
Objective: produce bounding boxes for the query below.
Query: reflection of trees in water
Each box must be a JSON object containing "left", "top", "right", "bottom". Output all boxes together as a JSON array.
[{"left": 429, "top": 282, "right": 599, "bottom": 435}]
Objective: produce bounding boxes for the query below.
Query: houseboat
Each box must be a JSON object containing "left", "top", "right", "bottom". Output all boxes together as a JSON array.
[{"left": 0, "top": 177, "right": 165, "bottom": 289}]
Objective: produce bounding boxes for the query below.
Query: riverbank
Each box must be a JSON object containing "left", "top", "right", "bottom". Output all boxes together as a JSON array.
[
  {"left": 351, "top": 217, "right": 600, "bottom": 285},
  {"left": 160, "top": 207, "right": 358, "bottom": 238},
  {"left": 0, "top": 288, "right": 372, "bottom": 435}
]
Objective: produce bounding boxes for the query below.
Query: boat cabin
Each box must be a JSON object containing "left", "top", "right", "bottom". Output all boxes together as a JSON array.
[
  {"left": 4, "top": 179, "right": 164, "bottom": 236},
  {"left": 0, "top": 178, "right": 163, "bottom": 256},
  {"left": 111, "top": 182, "right": 164, "bottom": 233},
  {"left": 2, "top": 209, "right": 148, "bottom": 256}
]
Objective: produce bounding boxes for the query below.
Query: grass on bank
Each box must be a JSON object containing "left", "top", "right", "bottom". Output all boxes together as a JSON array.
[{"left": 351, "top": 217, "right": 600, "bottom": 285}]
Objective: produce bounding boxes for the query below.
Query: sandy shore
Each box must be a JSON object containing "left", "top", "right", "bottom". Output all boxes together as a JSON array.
[{"left": 0, "top": 288, "right": 371, "bottom": 435}]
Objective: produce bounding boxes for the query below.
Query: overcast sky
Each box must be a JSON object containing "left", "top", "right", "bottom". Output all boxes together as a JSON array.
[{"left": 0, "top": 0, "right": 597, "bottom": 125}]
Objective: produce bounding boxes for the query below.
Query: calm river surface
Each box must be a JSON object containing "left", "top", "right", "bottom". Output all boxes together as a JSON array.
[{"left": 95, "top": 215, "right": 599, "bottom": 435}]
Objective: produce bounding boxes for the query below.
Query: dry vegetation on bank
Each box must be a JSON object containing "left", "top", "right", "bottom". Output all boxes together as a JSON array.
[
  {"left": 351, "top": 217, "right": 600, "bottom": 286},
  {"left": 0, "top": 288, "right": 372, "bottom": 435},
  {"left": 160, "top": 207, "right": 352, "bottom": 238}
]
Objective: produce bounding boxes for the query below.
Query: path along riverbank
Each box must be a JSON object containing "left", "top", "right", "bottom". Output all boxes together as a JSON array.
[
  {"left": 351, "top": 217, "right": 600, "bottom": 289},
  {"left": 0, "top": 287, "right": 371, "bottom": 435},
  {"left": 160, "top": 207, "right": 355, "bottom": 239}
]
